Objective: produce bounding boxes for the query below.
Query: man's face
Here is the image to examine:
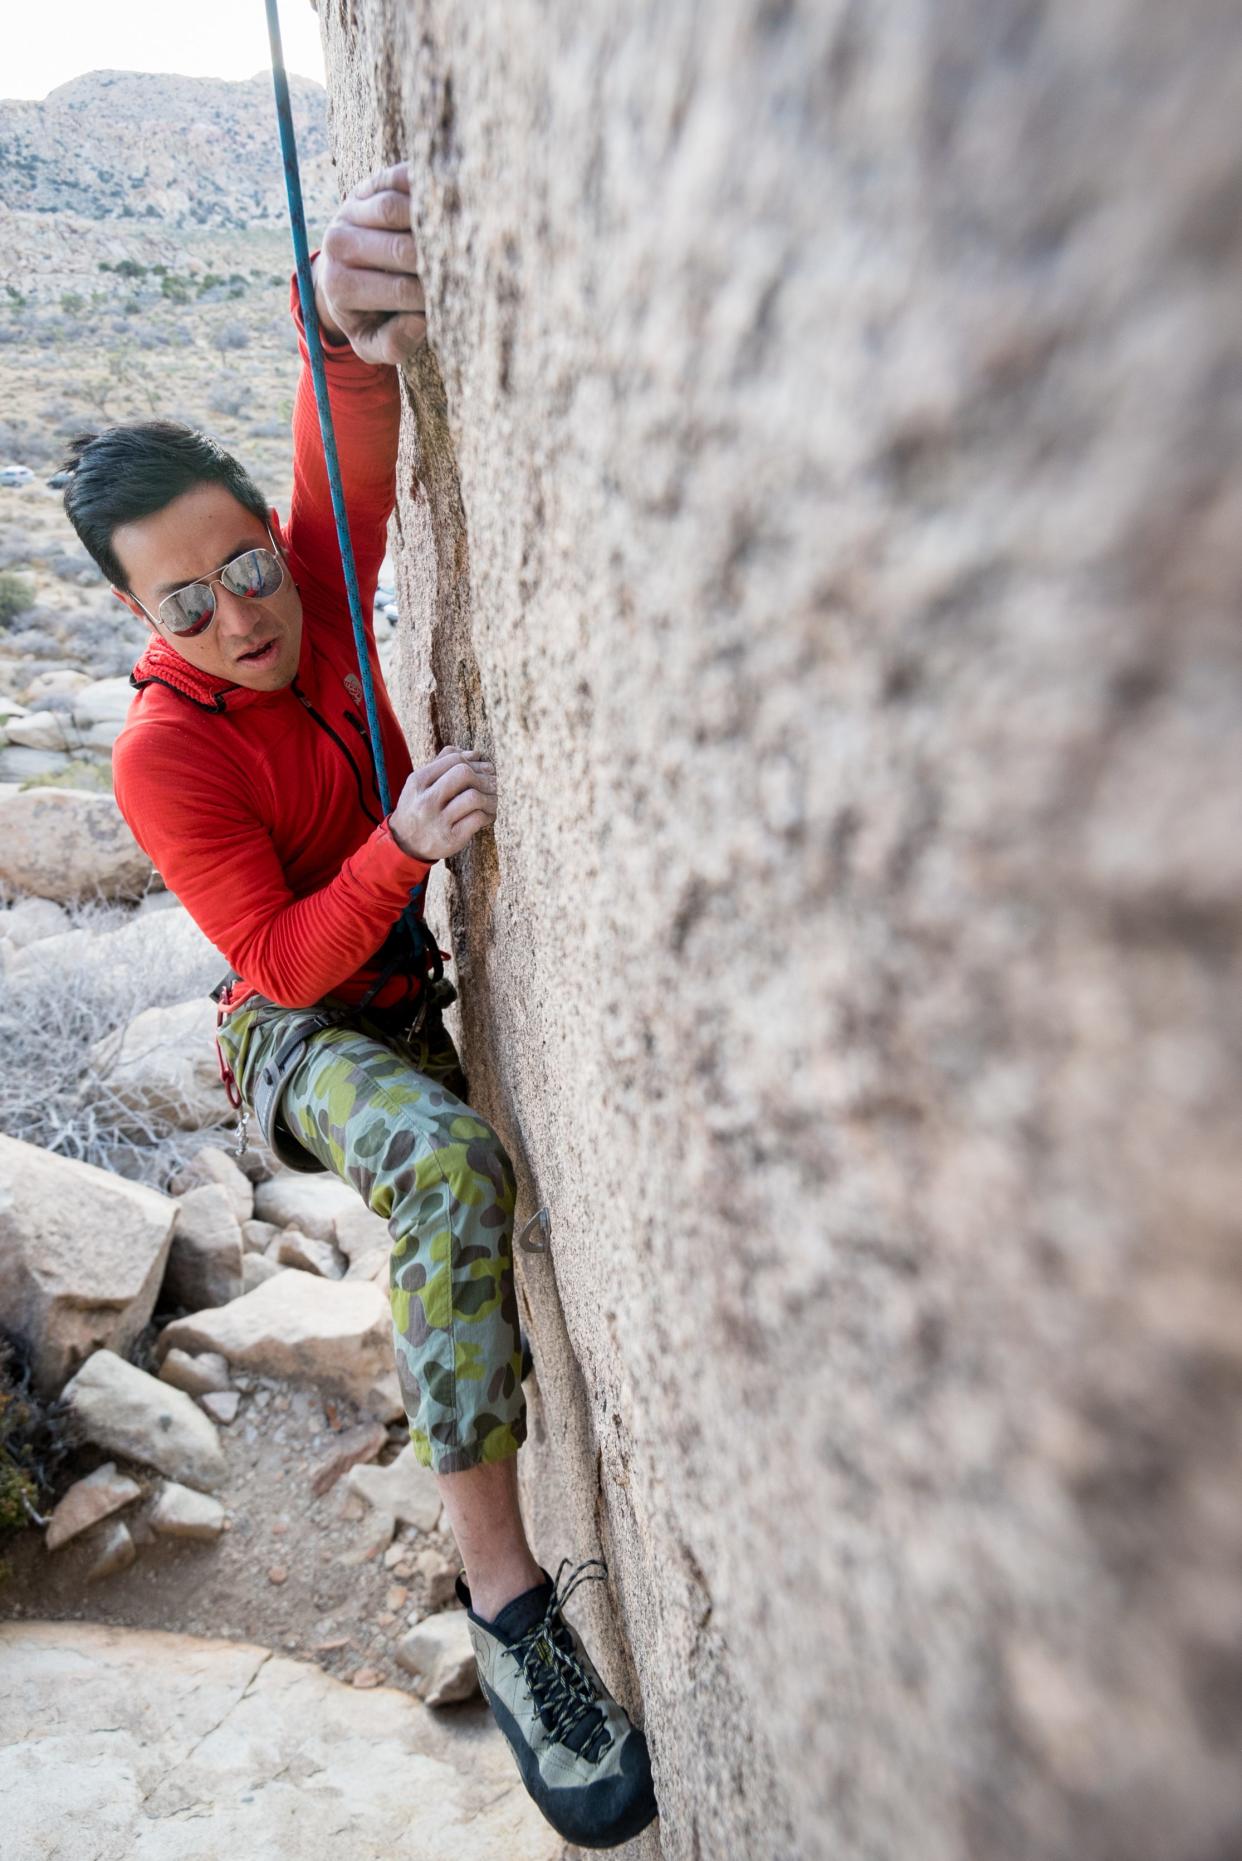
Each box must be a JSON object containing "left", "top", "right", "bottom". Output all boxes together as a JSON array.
[{"left": 112, "top": 482, "right": 303, "bottom": 692}]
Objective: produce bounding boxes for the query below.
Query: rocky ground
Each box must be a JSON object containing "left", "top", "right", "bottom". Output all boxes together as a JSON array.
[{"left": 1, "top": 1289, "right": 472, "bottom": 1697}]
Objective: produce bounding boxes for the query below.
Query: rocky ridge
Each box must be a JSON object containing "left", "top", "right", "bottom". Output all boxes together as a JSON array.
[{"left": 0, "top": 70, "right": 334, "bottom": 299}]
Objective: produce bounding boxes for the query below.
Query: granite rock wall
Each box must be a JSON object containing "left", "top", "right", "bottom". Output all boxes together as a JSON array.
[{"left": 317, "top": 4, "right": 1242, "bottom": 1856}]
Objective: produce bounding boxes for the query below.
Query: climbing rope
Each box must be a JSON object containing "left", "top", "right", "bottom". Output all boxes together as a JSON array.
[
  {"left": 264, "top": 0, "right": 391, "bottom": 810},
  {"left": 264, "top": 0, "right": 448, "bottom": 1019}
]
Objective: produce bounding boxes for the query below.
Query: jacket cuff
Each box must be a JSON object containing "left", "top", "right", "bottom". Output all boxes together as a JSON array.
[
  {"left": 350, "top": 816, "right": 435, "bottom": 899},
  {"left": 290, "top": 255, "right": 375, "bottom": 361}
]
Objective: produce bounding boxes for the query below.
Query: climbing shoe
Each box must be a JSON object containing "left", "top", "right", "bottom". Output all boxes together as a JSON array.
[{"left": 456, "top": 1556, "right": 658, "bottom": 1850}]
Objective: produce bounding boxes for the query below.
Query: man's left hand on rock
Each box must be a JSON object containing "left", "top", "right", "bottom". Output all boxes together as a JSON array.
[{"left": 313, "top": 160, "right": 427, "bottom": 366}]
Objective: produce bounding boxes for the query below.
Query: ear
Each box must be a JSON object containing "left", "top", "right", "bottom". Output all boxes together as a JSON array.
[{"left": 113, "top": 587, "right": 155, "bottom": 633}]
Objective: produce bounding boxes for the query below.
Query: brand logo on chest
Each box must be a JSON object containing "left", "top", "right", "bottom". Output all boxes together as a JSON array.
[{"left": 344, "top": 673, "right": 364, "bottom": 704}]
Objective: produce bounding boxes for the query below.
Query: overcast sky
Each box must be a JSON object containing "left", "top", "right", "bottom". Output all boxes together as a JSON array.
[{"left": 5, "top": 0, "right": 325, "bottom": 98}]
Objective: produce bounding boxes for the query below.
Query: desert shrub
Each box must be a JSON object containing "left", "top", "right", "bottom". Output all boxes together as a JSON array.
[
  {"left": 208, "top": 382, "right": 245, "bottom": 417},
  {"left": 0, "top": 891, "right": 226, "bottom": 1183},
  {"left": 60, "top": 291, "right": 84, "bottom": 315},
  {"left": 0, "top": 1328, "right": 84, "bottom": 1561},
  {"left": 0, "top": 572, "right": 35, "bottom": 627},
  {"left": 212, "top": 319, "right": 250, "bottom": 353}
]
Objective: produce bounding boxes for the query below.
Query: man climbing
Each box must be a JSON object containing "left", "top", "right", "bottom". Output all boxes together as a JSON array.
[{"left": 61, "top": 161, "right": 657, "bottom": 1852}]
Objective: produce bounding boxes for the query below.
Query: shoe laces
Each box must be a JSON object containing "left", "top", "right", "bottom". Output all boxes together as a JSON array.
[{"left": 508, "top": 1557, "right": 615, "bottom": 1764}]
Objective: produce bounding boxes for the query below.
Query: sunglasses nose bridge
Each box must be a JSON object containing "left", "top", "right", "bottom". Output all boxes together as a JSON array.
[{"left": 160, "top": 547, "right": 283, "bottom": 637}]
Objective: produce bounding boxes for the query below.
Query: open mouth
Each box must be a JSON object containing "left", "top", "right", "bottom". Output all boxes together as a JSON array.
[{"left": 237, "top": 638, "right": 279, "bottom": 667}]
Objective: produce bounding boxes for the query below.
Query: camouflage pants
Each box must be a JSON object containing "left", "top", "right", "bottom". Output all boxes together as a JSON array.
[{"left": 215, "top": 997, "right": 526, "bottom": 1474}]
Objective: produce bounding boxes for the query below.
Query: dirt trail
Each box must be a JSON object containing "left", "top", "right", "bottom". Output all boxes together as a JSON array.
[{"left": 0, "top": 1359, "right": 460, "bottom": 1697}]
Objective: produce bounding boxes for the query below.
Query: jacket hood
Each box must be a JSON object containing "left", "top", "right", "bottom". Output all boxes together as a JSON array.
[{"left": 129, "top": 603, "right": 311, "bottom": 713}]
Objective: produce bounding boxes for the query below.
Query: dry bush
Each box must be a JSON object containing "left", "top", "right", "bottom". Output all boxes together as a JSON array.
[{"left": 0, "top": 893, "right": 229, "bottom": 1186}]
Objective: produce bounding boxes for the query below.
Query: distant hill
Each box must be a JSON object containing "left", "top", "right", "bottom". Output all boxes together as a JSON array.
[{"left": 0, "top": 70, "right": 337, "bottom": 294}]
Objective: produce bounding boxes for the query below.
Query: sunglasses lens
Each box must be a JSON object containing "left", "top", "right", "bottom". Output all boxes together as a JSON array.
[
  {"left": 221, "top": 547, "right": 284, "bottom": 601},
  {"left": 160, "top": 582, "right": 215, "bottom": 635}
]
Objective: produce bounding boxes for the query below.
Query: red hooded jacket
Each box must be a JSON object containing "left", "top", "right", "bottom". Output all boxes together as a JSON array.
[{"left": 111, "top": 277, "right": 434, "bottom": 1016}]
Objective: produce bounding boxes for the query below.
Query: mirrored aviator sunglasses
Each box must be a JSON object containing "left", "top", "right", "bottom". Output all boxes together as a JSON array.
[{"left": 157, "top": 537, "right": 286, "bottom": 637}]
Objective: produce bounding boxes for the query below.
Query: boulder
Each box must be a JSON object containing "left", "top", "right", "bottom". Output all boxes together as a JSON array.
[
  {"left": 344, "top": 1248, "right": 389, "bottom": 1286},
  {"left": 395, "top": 1612, "right": 480, "bottom": 1707},
  {"left": 0, "top": 1619, "right": 563, "bottom": 1857},
  {"left": 241, "top": 1252, "right": 285, "bottom": 1292},
  {"left": 0, "top": 1134, "right": 177, "bottom": 1397},
  {"left": 242, "top": 1217, "right": 282, "bottom": 1253},
  {"left": 154, "top": 1269, "right": 398, "bottom": 1414},
  {"left": 9, "top": 904, "right": 222, "bottom": 998},
  {"left": 253, "top": 1173, "right": 361, "bottom": 1242},
  {"left": 0, "top": 895, "right": 70, "bottom": 948},
  {"left": 71, "top": 676, "right": 136, "bottom": 750},
  {"left": 0, "top": 787, "right": 156, "bottom": 902},
  {"left": 164, "top": 1184, "right": 244, "bottom": 1310},
  {"left": 5, "top": 709, "right": 73, "bottom": 752},
  {"left": 88, "top": 997, "right": 229, "bottom": 1134},
  {"left": 335, "top": 1201, "right": 393, "bottom": 1262},
  {"left": 168, "top": 1146, "right": 253, "bottom": 1224},
  {"left": 272, "top": 1229, "right": 347, "bottom": 1279},
  {"left": 410, "top": 1542, "right": 461, "bottom": 1612},
  {"left": 24, "top": 669, "right": 91, "bottom": 702},
  {"left": 0, "top": 746, "right": 71, "bottom": 783},
  {"left": 60, "top": 1348, "right": 226, "bottom": 1491},
  {"left": 44, "top": 1461, "right": 143, "bottom": 1551},
  {"left": 148, "top": 1480, "right": 227, "bottom": 1540},
  {"left": 158, "top": 1348, "right": 233, "bottom": 1398},
  {"left": 309, "top": 1419, "right": 388, "bottom": 1497},
  {"left": 83, "top": 1517, "right": 136, "bottom": 1583},
  {"left": 347, "top": 1443, "right": 442, "bottom": 1533}
]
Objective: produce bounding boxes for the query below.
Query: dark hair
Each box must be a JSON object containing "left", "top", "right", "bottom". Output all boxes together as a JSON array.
[{"left": 61, "top": 421, "right": 270, "bottom": 592}]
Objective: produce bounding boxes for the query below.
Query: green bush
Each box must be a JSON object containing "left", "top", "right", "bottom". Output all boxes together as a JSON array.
[
  {"left": 0, "top": 572, "right": 35, "bottom": 627},
  {"left": 60, "top": 291, "right": 84, "bottom": 315},
  {"left": 0, "top": 1329, "right": 84, "bottom": 1556}
]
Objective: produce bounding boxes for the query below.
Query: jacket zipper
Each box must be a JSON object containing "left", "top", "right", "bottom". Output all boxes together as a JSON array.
[
  {"left": 291, "top": 680, "right": 381, "bottom": 826},
  {"left": 343, "top": 708, "right": 384, "bottom": 811}
]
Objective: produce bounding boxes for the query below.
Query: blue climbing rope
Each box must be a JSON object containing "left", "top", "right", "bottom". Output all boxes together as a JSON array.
[
  {"left": 263, "top": 0, "right": 392, "bottom": 812},
  {"left": 265, "top": 0, "right": 448, "bottom": 1016}
]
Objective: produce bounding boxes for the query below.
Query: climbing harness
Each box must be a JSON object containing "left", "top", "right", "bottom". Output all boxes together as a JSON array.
[{"left": 208, "top": 2, "right": 461, "bottom": 1163}]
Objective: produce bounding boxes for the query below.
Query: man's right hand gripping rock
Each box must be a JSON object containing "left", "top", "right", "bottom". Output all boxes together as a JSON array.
[{"left": 389, "top": 744, "right": 497, "bottom": 862}]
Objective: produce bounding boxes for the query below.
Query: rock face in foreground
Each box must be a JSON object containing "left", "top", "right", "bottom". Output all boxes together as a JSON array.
[
  {"left": 321, "top": 6, "right": 1242, "bottom": 1859},
  {"left": 0, "top": 1620, "right": 560, "bottom": 1861}
]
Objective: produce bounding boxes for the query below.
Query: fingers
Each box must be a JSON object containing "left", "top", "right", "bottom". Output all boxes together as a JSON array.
[
  {"left": 367, "top": 311, "right": 429, "bottom": 366},
  {"left": 325, "top": 269, "right": 427, "bottom": 316},
  {"left": 344, "top": 188, "right": 414, "bottom": 233},
  {"left": 353, "top": 161, "right": 411, "bottom": 201},
  {"left": 414, "top": 745, "right": 489, "bottom": 784},
  {"left": 322, "top": 222, "right": 419, "bottom": 274},
  {"left": 445, "top": 810, "right": 492, "bottom": 849},
  {"left": 429, "top": 759, "right": 496, "bottom": 808},
  {"left": 443, "top": 784, "right": 497, "bottom": 827}
]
